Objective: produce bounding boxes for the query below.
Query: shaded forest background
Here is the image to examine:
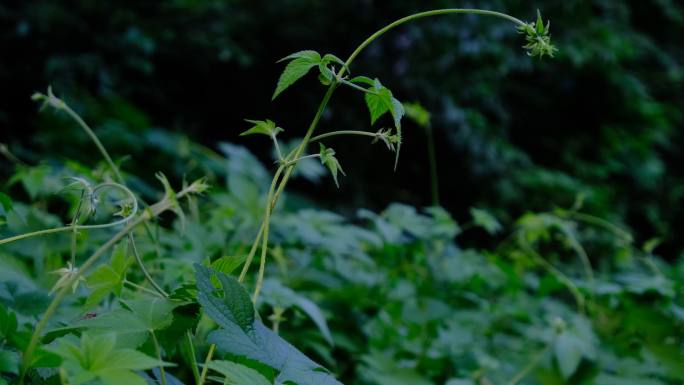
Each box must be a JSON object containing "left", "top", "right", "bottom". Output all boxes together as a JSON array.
[{"left": 1, "top": 0, "right": 683, "bottom": 257}]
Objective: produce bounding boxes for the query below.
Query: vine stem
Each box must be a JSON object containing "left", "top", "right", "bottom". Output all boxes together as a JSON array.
[
  {"left": 198, "top": 344, "right": 215, "bottom": 385},
  {"left": 0, "top": 183, "right": 138, "bottom": 246},
  {"left": 506, "top": 337, "right": 555, "bottom": 385},
  {"left": 59, "top": 98, "right": 168, "bottom": 297},
  {"left": 244, "top": 9, "right": 529, "bottom": 304},
  {"left": 150, "top": 330, "right": 168, "bottom": 385},
  {"left": 310, "top": 130, "right": 379, "bottom": 142},
  {"left": 518, "top": 232, "right": 586, "bottom": 314},
  {"left": 19, "top": 185, "right": 197, "bottom": 382},
  {"left": 62, "top": 104, "right": 123, "bottom": 183}
]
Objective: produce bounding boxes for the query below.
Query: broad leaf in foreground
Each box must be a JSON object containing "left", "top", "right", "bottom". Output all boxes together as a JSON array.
[{"left": 194, "top": 264, "right": 343, "bottom": 385}]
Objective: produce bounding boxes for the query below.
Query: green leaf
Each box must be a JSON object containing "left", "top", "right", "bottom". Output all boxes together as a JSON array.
[
  {"left": 49, "top": 333, "right": 171, "bottom": 385},
  {"left": 78, "top": 310, "right": 150, "bottom": 348},
  {"left": 206, "top": 360, "right": 271, "bottom": 385},
  {"left": 0, "top": 304, "right": 18, "bottom": 339},
  {"left": 364, "top": 79, "right": 393, "bottom": 125},
  {"left": 319, "top": 143, "right": 346, "bottom": 188},
  {"left": 0, "top": 192, "right": 11, "bottom": 226},
  {"left": 241, "top": 119, "right": 283, "bottom": 138},
  {"left": 194, "top": 265, "right": 342, "bottom": 385},
  {"left": 195, "top": 264, "right": 254, "bottom": 332},
  {"left": 262, "top": 278, "right": 333, "bottom": 345},
  {"left": 404, "top": 102, "right": 431, "bottom": 128},
  {"left": 555, "top": 332, "right": 583, "bottom": 379},
  {"left": 0, "top": 350, "right": 19, "bottom": 375},
  {"left": 273, "top": 50, "right": 321, "bottom": 100},
  {"left": 123, "top": 298, "right": 177, "bottom": 331},
  {"left": 211, "top": 255, "right": 248, "bottom": 276},
  {"left": 470, "top": 208, "right": 502, "bottom": 235}
]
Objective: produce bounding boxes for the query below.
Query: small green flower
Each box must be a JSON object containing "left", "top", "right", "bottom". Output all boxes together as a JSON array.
[
  {"left": 517, "top": 10, "right": 558, "bottom": 59},
  {"left": 49, "top": 262, "right": 85, "bottom": 295}
]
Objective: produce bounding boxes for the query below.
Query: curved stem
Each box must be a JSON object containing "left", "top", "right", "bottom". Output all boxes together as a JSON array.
[
  {"left": 338, "top": 9, "right": 525, "bottom": 78},
  {"left": 0, "top": 183, "right": 139, "bottom": 246},
  {"left": 129, "top": 233, "right": 168, "bottom": 297},
  {"left": 62, "top": 104, "right": 123, "bottom": 183},
  {"left": 518, "top": 232, "right": 585, "bottom": 314},
  {"left": 243, "top": 9, "right": 528, "bottom": 304},
  {"left": 310, "top": 130, "right": 379, "bottom": 143},
  {"left": 506, "top": 337, "right": 555, "bottom": 385}
]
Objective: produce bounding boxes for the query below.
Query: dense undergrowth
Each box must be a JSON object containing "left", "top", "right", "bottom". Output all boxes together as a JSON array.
[{"left": 1, "top": 6, "right": 684, "bottom": 385}]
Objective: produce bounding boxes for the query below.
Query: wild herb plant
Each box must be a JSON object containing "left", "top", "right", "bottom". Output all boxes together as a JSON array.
[{"left": 5, "top": 6, "right": 676, "bottom": 385}]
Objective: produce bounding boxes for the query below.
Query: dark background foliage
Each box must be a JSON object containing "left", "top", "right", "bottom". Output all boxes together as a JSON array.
[{"left": 1, "top": 0, "right": 683, "bottom": 256}]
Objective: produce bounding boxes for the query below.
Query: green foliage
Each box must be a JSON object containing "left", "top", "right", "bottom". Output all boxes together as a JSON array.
[
  {"left": 240, "top": 119, "right": 283, "bottom": 138},
  {"left": 273, "top": 50, "right": 323, "bottom": 100},
  {"left": 206, "top": 360, "right": 271, "bottom": 385},
  {"left": 49, "top": 333, "right": 170, "bottom": 385},
  {"left": 3, "top": 5, "right": 684, "bottom": 385},
  {"left": 319, "top": 143, "right": 346, "bottom": 188},
  {"left": 195, "top": 265, "right": 342, "bottom": 385}
]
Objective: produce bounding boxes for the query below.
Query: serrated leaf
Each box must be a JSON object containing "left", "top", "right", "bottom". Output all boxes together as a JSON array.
[
  {"left": 319, "top": 143, "right": 346, "bottom": 188},
  {"left": 195, "top": 264, "right": 254, "bottom": 332},
  {"left": 273, "top": 50, "right": 321, "bottom": 100},
  {"left": 206, "top": 360, "right": 271, "bottom": 385},
  {"left": 211, "top": 255, "right": 248, "bottom": 276},
  {"left": 364, "top": 79, "right": 393, "bottom": 125},
  {"left": 195, "top": 265, "right": 343, "bottom": 385},
  {"left": 241, "top": 119, "right": 283, "bottom": 137}
]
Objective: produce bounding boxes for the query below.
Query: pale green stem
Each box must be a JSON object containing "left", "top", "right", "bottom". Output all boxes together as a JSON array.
[
  {"left": 69, "top": 191, "right": 86, "bottom": 266},
  {"left": 61, "top": 104, "right": 123, "bottom": 182},
  {"left": 506, "top": 337, "right": 555, "bottom": 385},
  {"left": 1, "top": 183, "right": 138, "bottom": 246},
  {"left": 518, "top": 232, "right": 585, "bottom": 314},
  {"left": 124, "top": 279, "right": 165, "bottom": 298},
  {"left": 252, "top": 166, "right": 285, "bottom": 303},
  {"left": 185, "top": 331, "right": 201, "bottom": 385},
  {"left": 150, "top": 330, "right": 168, "bottom": 385},
  {"left": 310, "top": 130, "right": 379, "bottom": 143},
  {"left": 198, "top": 344, "right": 215, "bottom": 385},
  {"left": 282, "top": 154, "right": 320, "bottom": 167},
  {"left": 271, "top": 134, "right": 284, "bottom": 162},
  {"left": 129, "top": 233, "right": 168, "bottom": 297},
  {"left": 338, "top": 79, "right": 380, "bottom": 94}
]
